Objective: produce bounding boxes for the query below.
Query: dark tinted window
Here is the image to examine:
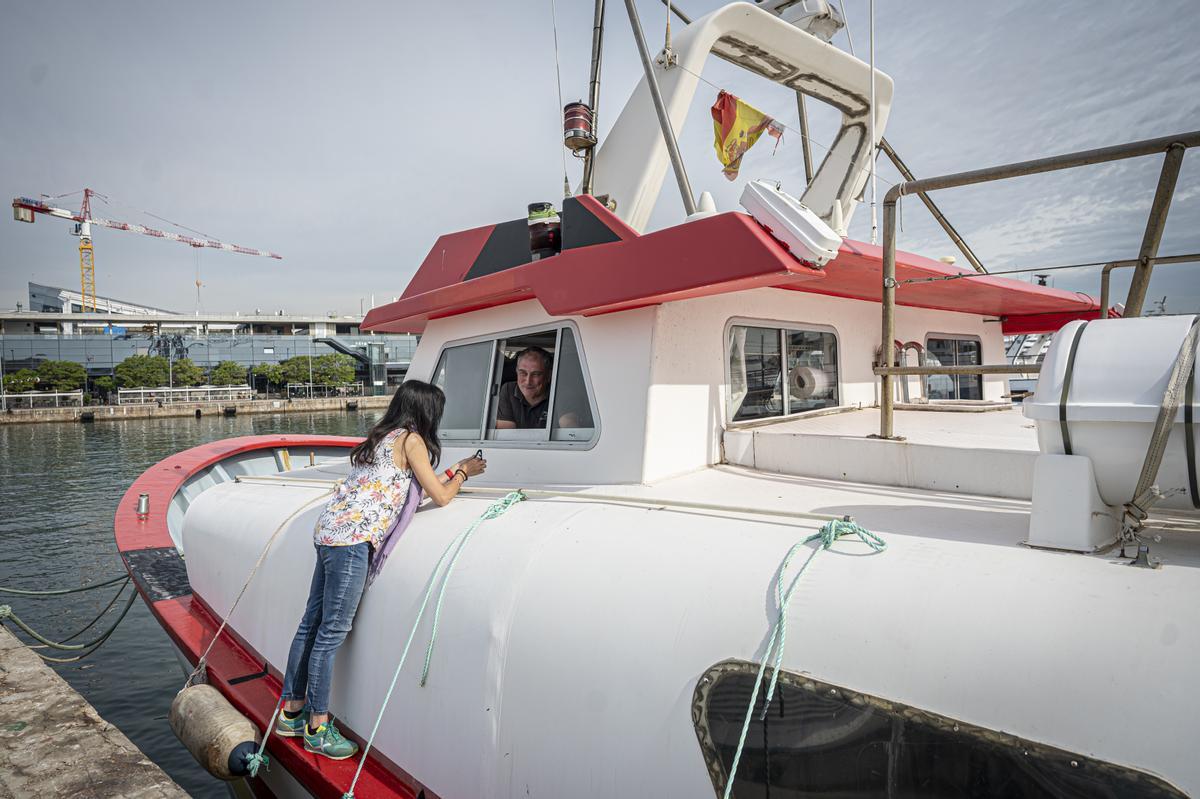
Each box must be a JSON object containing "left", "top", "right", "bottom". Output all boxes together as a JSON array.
[{"left": 694, "top": 661, "right": 1184, "bottom": 799}]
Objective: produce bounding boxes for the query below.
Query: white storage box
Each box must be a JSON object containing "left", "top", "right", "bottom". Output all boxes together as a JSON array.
[{"left": 740, "top": 180, "right": 842, "bottom": 267}]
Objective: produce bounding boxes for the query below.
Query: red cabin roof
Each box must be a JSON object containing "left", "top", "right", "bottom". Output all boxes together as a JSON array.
[{"left": 362, "top": 195, "right": 1101, "bottom": 336}]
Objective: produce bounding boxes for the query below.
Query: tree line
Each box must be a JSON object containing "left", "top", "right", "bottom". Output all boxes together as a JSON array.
[{"left": 3, "top": 354, "right": 357, "bottom": 400}]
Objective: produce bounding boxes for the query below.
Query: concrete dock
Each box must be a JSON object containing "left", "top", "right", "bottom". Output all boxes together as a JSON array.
[
  {"left": 0, "top": 625, "right": 188, "bottom": 798},
  {"left": 0, "top": 392, "right": 391, "bottom": 425}
]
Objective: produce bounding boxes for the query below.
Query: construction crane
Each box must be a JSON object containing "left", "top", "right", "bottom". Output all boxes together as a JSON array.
[{"left": 11, "top": 188, "right": 282, "bottom": 313}]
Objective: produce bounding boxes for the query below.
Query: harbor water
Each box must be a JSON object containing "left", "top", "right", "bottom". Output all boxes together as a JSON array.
[{"left": 0, "top": 409, "right": 381, "bottom": 797}]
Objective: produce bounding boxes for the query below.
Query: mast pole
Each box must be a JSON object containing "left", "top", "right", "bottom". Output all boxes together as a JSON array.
[
  {"left": 581, "top": 0, "right": 606, "bottom": 195},
  {"left": 869, "top": 0, "right": 877, "bottom": 244},
  {"left": 624, "top": 0, "right": 696, "bottom": 216}
]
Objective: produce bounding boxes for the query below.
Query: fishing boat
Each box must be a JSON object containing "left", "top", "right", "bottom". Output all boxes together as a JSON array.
[{"left": 115, "top": 3, "right": 1199, "bottom": 797}]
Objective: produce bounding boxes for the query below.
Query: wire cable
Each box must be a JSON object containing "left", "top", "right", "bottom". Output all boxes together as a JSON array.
[
  {"left": 549, "top": 0, "right": 571, "bottom": 197},
  {"left": 0, "top": 573, "right": 128, "bottom": 596},
  {"left": 896, "top": 253, "right": 1200, "bottom": 286}
]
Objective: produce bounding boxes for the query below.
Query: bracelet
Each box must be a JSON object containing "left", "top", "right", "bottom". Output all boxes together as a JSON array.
[
  {"left": 444, "top": 468, "right": 455, "bottom": 480},
  {"left": 454, "top": 468, "right": 468, "bottom": 482}
]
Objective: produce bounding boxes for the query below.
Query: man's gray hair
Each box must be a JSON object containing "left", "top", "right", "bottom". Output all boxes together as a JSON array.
[{"left": 515, "top": 346, "right": 552, "bottom": 371}]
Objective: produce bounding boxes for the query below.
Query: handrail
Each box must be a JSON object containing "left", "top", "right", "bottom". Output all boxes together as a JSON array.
[
  {"left": 873, "top": 364, "right": 1040, "bottom": 376},
  {"left": 879, "top": 130, "right": 1200, "bottom": 439},
  {"left": 1099, "top": 254, "right": 1200, "bottom": 317}
]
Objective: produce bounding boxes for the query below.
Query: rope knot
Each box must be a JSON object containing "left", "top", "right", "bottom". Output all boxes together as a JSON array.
[
  {"left": 808, "top": 517, "right": 887, "bottom": 553},
  {"left": 244, "top": 751, "right": 268, "bottom": 778},
  {"left": 481, "top": 490, "right": 526, "bottom": 520},
  {"left": 0, "top": 605, "right": 10, "bottom": 619}
]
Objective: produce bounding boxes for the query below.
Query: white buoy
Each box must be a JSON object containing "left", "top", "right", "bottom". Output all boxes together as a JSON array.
[{"left": 169, "top": 683, "right": 262, "bottom": 781}]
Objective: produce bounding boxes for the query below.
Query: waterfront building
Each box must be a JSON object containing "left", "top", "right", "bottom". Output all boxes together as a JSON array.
[{"left": 1, "top": 283, "right": 417, "bottom": 391}]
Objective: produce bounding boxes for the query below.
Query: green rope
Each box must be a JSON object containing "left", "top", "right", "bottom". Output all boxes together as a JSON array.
[
  {"left": 721, "top": 518, "right": 886, "bottom": 799},
  {"left": 341, "top": 490, "right": 525, "bottom": 799},
  {"left": 27, "top": 578, "right": 131, "bottom": 649},
  {"left": 0, "top": 579, "right": 139, "bottom": 654},
  {"left": 0, "top": 573, "right": 128, "bottom": 596},
  {"left": 245, "top": 695, "right": 282, "bottom": 778}
]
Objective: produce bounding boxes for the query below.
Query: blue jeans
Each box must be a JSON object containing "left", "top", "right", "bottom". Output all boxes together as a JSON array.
[{"left": 281, "top": 542, "right": 369, "bottom": 715}]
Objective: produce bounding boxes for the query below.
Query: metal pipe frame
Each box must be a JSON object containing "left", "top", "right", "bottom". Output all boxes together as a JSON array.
[
  {"left": 625, "top": 0, "right": 697, "bottom": 216},
  {"left": 581, "top": 0, "right": 606, "bottom": 196},
  {"left": 878, "top": 138, "right": 987, "bottom": 273},
  {"left": 796, "top": 93, "right": 815, "bottom": 184},
  {"left": 879, "top": 130, "right": 1200, "bottom": 440},
  {"left": 1100, "top": 254, "right": 1199, "bottom": 317},
  {"left": 874, "top": 364, "right": 1041, "bottom": 376},
  {"left": 1124, "top": 143, "right": 1186, "bottom": 316}
]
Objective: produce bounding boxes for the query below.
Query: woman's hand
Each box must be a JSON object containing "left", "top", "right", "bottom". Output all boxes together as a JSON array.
[{"left": 459, "top": 455, "right": 486, "bottom": 478}]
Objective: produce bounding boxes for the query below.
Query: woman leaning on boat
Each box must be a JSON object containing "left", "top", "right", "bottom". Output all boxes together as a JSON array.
[{"left": 275, "top": 379, "right": 486, "bottom": 760}]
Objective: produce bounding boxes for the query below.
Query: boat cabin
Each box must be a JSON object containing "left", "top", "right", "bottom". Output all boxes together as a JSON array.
[{"left": 361, "top": 194, "right": 1099, "bottom": 487}]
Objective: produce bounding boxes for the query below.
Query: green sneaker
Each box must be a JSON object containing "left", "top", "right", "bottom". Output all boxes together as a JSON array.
[
  {"left": 303, "top": 720, "right": 358, "bottom": 760},
  {"left": 274, "top": 706, "right": 307, "bottom": 738}
]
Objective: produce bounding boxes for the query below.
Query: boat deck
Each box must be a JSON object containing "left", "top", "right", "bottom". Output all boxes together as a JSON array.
[{"left": 723, "top": 407, "right": 1039, "bottom": 499}]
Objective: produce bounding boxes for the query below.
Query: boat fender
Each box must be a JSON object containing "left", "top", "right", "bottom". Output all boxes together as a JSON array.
[{"left": 169, "top": 683, "right": 262, "bottom": 781}]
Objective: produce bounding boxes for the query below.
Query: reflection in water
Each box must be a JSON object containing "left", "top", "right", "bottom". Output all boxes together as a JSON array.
[{"left": 0, "top": 410, "right": 378, "bottom": 797}]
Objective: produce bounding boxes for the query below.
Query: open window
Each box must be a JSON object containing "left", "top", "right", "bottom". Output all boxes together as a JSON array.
[
  {"left": 693, "top": 659, "right": 1187, "bottom": 799},
  {"left": 728, "top": 322, "right": 839, "bottom": 422},
  {"left": 430, "top": 324, "right": 597, "bottom": 446}
]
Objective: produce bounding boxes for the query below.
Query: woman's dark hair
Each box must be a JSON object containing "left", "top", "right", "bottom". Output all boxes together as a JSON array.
[{"left": 350, "top": 380, "right": 445, "bottom": 468}]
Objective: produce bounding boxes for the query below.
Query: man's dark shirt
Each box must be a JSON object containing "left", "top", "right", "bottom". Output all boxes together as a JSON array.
[{"left": 496, "top": 382, "right": 548, "bottom": 429}]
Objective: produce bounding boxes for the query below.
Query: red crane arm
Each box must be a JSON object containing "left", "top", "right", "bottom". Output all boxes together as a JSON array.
[{"left": 11, "top": 196, "right": 282, "bottom": 259}]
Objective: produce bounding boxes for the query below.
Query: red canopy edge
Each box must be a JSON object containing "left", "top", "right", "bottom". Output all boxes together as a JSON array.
[
  {"left": 363, "top": 211, "right": 825, "bottom": 333},
  {"left": 363, "top": 209, "right": 1102, "bottom": 336},
  {"left": 785, "top": 239, "right": 1104, "bottom": 335}
]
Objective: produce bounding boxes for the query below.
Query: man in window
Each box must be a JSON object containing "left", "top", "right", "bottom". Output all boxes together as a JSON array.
[{"left": 495, "top": 347, "right": 553, "bottom": 429}]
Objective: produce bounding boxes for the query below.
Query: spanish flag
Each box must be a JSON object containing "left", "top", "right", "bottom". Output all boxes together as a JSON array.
[{"left": 711, "top": 90, "right": 783, "bottom": 180}]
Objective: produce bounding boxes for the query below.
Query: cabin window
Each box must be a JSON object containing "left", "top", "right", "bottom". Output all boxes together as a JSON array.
[
  {"left": 728, "top": 324, "right": 839, "bottom": 422},
  {"left": 925, "top": 335, "right": 982, "bottom": 400},
  {"left": 430, "top": 323, "right": 596, "bottom": 446},
  {"left": 693, "top": 660, "right": 1186, "bottom": 799}
]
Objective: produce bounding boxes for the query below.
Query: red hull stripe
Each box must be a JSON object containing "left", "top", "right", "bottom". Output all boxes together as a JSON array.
[{"left": 114, "top": 435, "right": 426, "bottom": 799}]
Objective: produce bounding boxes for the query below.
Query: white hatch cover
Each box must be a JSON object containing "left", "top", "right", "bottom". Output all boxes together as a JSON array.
[{"left": 739, "top": 179, "right": 843, "bottom": 267}]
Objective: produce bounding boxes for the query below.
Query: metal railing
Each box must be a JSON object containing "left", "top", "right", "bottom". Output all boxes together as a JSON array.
[
  {"left": 117, "top": 385, "right": 254, "bottom": 405},
  {"left": 1098, "top": 253, "right": 1200, "bottom": 317},
  {"left": 0, "top": 390, "right": 84, "bottom": 410},
  {"left": 878, "top": 130, "right": 1200, "bottom": 439},
  {"left": 285, "top": 382, "right": 364, "bottom": 399}
]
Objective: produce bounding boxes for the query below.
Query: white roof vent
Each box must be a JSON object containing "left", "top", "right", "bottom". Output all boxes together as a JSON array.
[{"left": 740, "top": 179, "right": 843, "bottom": 267}]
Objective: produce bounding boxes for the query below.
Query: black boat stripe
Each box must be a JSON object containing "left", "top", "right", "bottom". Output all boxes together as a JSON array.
[{"left": 1059, "top": 321, "right": 1089, "bottom": 456}]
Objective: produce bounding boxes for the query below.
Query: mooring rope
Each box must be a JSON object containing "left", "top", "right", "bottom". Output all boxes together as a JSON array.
[
  {"left": 0, "top": 578, "right": 139, "bottom": 663},
  {"left": 0, "top": 573, "right": 128, "bottom": 596},
  {"left": 721, "top": 518, "right": 886, "bottom": 799},
  {"left": 184, "top": 488, "right": 335, "bottom": 689},
  {"left": 340, "top": 490, "right": 526, "bottom": 799},
  {"left": 184, "top": 487, "right": 335, "bottom": 778}
]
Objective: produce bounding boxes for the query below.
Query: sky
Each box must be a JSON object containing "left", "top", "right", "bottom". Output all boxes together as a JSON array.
[{"left": 1, "top": 0, "right": 1197, "bottom": 317}]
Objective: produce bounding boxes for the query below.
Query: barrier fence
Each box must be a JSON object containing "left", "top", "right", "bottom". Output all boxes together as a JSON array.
[{"left": 116, "top": 385, "right": 255, "bottom": 405}]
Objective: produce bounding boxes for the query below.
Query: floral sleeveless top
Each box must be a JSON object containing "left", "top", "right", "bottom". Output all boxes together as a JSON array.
[{"left": 315, "top": 429, "right": 413, "bottom": 548}]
